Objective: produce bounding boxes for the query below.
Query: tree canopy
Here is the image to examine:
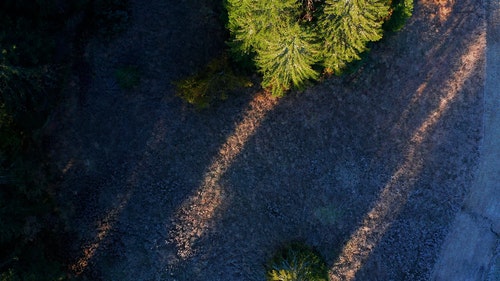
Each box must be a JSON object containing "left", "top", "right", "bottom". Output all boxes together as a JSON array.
[{"left": 225, "top": 0, "right": 412, "bottom": 96}]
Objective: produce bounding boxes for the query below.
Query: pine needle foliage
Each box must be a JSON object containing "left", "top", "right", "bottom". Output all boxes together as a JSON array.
[
  {"left": 383, "top": 0, "right": 414, "bottom": 31},
  {"left": 320, "top": 0, "right": 390, "bottom": 74},
  {"left": 256, "top": 22, "right": 320, "bottom": 96},
  {"left": 226, "top": 0, "right": 320, "bottom": 96},
  {"left": 225, "top": 0, "right": 406, "bottom": 95},
  {"left": 226, "top": 0, "right": 300, "bottom": 57}
]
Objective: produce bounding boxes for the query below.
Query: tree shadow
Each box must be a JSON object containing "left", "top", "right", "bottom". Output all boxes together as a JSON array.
[
  {"left": 159, "top": 0, "right": 486, "bottom": 280},
  {"left": 50, "top": 0, "right": 486, "bottom": 280},
  {"left": 336, "top": 0, "right": 486, "bottom": 279},
  {"left": 348, "top": 1, "right": 486, "bottom": 280},
  {"left": 47, "top": 0, "right": 255, "bottom": 279}
]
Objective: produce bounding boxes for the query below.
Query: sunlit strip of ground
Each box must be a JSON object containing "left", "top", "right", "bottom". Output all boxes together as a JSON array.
[
  {"left": 171, "top": 92, "right": 278, "bottom": 259},
  {"left": 69, "top": 188, "right": 133, "bottom": 275},
  {"left": 62, "top": 159, "right": 75, "bottom": 174},
  {"left": 70, "top": 119, "right": 168, "bottom": 275},
  {"left": 423, "top": 0, "right": 456, "bottom": 23},
  {"left": 393, "top": 0, "right": 464, "bottom": 132},
  {"left": 329, "top": 31, "right": 485, "bottom": 281}
]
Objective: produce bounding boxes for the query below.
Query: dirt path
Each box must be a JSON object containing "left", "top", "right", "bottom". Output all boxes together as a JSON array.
[
  {"left": 46, "top": 0, "right": 489, "bottom": 280},
  {"left": 431, "top": 0, "right": 500, "bottom": 279}
]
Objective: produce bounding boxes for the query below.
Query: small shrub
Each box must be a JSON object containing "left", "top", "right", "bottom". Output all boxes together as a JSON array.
[
  {"left": 267, "top": 242, "right": 329, "bottom": 281},
  {"left": 174, "top": 54, "right": 252, "bottom": 109},
  {"left": 115, "top": 65, "right": 140, "bottom": 90}
]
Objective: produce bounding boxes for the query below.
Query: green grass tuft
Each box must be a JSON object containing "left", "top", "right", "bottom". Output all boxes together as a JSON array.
[{"left": 115, "top": 65, "right": 140, "bottom": 90}]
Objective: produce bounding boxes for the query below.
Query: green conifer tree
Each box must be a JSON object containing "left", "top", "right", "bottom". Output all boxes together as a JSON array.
[
  {"left": 226, "top": 0, "right": 320, "bottom": 96},
  {"left": 384, "top": 0, "right": 414, "bottom": 31},
  {"left": 256, "top": 22, "right": 320, "bottom": 96},
  {"left": 320, "top": 0, "right": 390, "bottom": 74},
  {"left": 226, "top": 0, "right": 298, "bottom": 57},
  {"left": 225, "top": 0, "right": 396, "bottom": 95}
]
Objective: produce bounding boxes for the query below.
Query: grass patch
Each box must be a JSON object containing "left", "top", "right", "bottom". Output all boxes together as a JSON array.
[
  {"left": 313, "top": 204, "right": 345, "bottom": 225},
  {"left": 115, "top": 65, "right": 140, "bottom": 90}
]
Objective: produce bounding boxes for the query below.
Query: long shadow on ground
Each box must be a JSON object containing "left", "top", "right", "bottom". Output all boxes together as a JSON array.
[
  {"left": 47, "top": 0, "right": 252, "bottom": 279},
  {"left": 48, "top": 0, "right": 486, "bottom": 280},
  {"left": 164, "top": 1, "right": 485, "bottom": 280}
]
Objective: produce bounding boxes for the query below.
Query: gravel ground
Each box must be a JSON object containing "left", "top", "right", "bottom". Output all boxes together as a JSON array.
[
  {"left": 45, "top": 0, "right": 488, "bottom": 280},
  {"left": 432, "top": 0, "right": 500, "bottom": 279}
]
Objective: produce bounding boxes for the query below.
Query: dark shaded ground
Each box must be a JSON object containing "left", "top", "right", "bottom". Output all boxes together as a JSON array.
[
  {"left": 45, "top": 0, "right": 488, "bottom": 280},
  {"left": 432, "top": 0, "right": 499, "bottom": 279}
]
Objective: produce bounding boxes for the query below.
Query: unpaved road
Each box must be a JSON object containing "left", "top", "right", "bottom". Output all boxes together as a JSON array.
[{"left": 432, "top": 0, "right": 500, "bottom": 280}]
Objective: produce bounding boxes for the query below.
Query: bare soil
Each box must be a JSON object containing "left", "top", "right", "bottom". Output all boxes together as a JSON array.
[{"left": 45, "top": 0, "right": 488, "bottom": 280}]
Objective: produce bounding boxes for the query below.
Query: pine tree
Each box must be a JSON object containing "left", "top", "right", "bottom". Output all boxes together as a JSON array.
[
  {"left": 256, "top": 21, "right": 320, "bottom": 96},
  {"left": 225, "top": 0, "right": 396, "bottom": 95},
  {"left": 226, "top": 0, "right": 320, "bottom": 96},
  {"left": 384, "top": 0, "right": 414, "bottom": 31},
  {"left": 226, "top": 0, "right": 299, "bottom": 57},
  {"left": 320, "top": 0, "right": 390, "bottom": 74}
]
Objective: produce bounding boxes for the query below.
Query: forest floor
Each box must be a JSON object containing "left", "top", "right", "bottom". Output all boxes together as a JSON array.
[{"left": 44, "top": 0, "right": 495, "bottom": 280}]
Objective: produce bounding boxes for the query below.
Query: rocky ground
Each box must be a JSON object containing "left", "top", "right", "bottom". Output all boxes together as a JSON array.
[{"left": 45, "top": 0, "right": 490, "bottom": 280}]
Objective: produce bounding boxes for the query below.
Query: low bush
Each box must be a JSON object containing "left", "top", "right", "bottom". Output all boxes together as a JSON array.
[
  {"left": 267, "top": 242, "right": 329, "bottom": 281},
  {"left": 174, "top": 54, "right": 252, "bottom": 109}
]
